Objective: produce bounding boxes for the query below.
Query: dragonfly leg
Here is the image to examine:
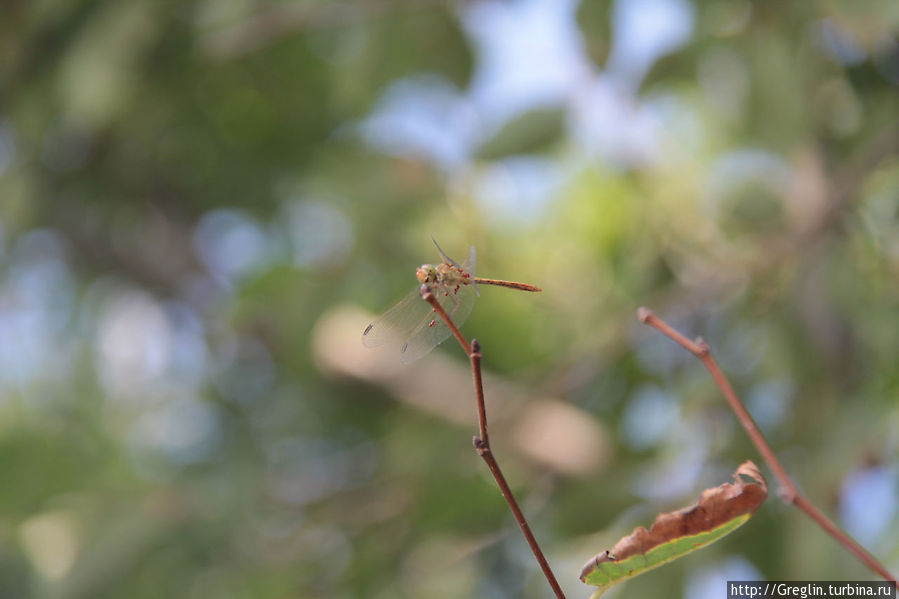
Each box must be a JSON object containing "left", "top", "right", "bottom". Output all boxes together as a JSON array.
[{"left": 444, "top": 285, "right": 464, "bottom": 319}]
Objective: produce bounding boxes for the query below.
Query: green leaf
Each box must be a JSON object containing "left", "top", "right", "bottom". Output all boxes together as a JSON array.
[
  {"left": 581, "top": 461, "right": 768, "bottom": 597},
  {"left": 575, "top": 0, "right": 612, "bottom": 68}
]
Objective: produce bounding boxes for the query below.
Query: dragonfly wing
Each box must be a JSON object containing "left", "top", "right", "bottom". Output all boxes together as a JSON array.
[
  {"left": 362, "top": 288, "right": 434, "bottom": 348},
  {"left": 462, "top": 246, "right": 478, "bottom": 296},
  {"left": 399, "top": 284, "right": 476, "bottom": 363},
  {"left": 461, "top": 245, "right": 475, "bottom": 274},
  {"left": 431, "top": 238, "right": 461, "bottom": 268}
]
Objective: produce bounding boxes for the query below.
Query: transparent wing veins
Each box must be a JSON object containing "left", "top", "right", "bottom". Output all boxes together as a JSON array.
[
  {"left": 399, "top": 284, "right": 476, "bottom": 363},
  {"left": 362, "top": 288, "right": 434, "bottom": 348}
]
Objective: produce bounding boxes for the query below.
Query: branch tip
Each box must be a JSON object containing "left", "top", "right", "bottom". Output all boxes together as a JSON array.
[
  {"left": 637, "top": 307, "right": 653, "bottom": 323},
  {"left": 695, "top": 338, "right": 710, "bottom": 356},
  {"left": 471, "top": 339, "right": 481, "bottom": 354},
  {"left": 778, "top": 487, "right": 798, "bottom": 504}
]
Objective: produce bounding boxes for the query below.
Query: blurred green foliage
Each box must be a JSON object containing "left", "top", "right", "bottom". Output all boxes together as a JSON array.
[{"left": 0, "top": 1, "right": 897, "bottom": 598}]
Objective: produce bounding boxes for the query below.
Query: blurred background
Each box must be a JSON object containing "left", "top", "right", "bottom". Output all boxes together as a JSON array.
[{"left": 0, "top": 0, "right": 898, "bottom": 597}]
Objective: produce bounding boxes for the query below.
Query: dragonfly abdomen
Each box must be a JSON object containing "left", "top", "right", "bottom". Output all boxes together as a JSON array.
[{"left": 473, "top": 277, "right": 541, "bottom": 292}]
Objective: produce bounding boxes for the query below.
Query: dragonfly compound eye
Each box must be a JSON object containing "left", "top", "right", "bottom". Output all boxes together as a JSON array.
[{"left": 416, "top": 264, "right": 436, "bottom": 284}]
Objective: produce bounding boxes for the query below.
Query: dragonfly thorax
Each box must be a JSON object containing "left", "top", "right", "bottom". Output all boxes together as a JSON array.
[{"left": 415, "top": 262, "right": 470, "bottom": 288}]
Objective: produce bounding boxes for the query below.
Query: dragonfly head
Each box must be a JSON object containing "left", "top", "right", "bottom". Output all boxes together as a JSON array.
[{"left": 416, "top": 263, "right": 437, "bottom": 284}]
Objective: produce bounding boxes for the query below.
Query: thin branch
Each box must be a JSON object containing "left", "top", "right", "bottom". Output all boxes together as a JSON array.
[
  {"left": 637, "top": 307, "right": 896, "bottom": 583},
  {"left": 421, "top": 285, "right": 566, "bottom": 599},
  {"left": 470, "top": 339, "right": 489, "bottom": 445}
]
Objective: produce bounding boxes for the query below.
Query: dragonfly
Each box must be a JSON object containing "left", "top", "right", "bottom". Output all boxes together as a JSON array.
[{"left": 362, "top": 240, "right": 541, "bottom": 363}]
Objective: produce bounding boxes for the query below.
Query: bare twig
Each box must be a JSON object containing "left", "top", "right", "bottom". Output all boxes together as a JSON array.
[
  {"left": 637, "top": 307, "right": 896, "bottom": 583},
  {"left": 470, "top": 339, "right": 489, "bottom": 445},
  {"left": 421, "top": 285, "right": 566, "bottom": 599}
]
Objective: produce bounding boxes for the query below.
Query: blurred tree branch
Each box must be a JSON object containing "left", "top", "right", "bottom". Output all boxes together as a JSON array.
[
  {"left": 200, "top": 0, "right": 460, "bottom": 61},
  {"left": 638, "top": 307, "right": 897, "bottom": 583}
]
